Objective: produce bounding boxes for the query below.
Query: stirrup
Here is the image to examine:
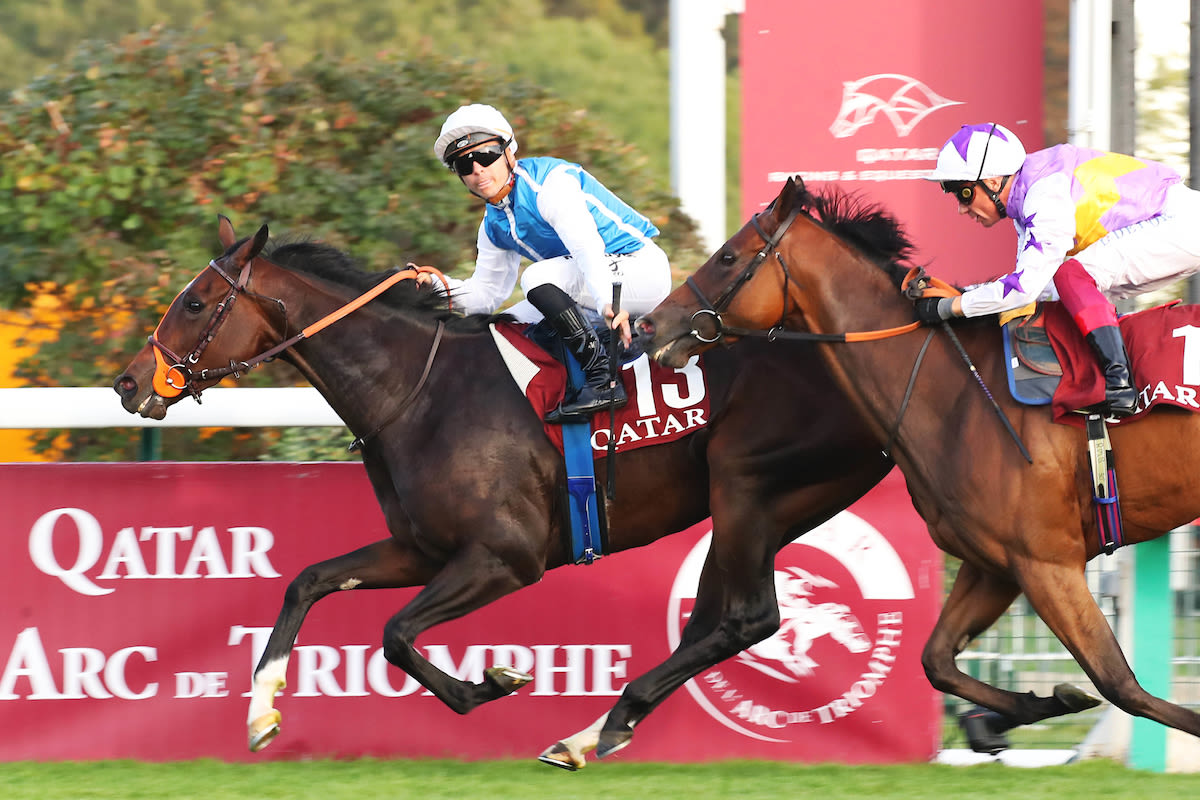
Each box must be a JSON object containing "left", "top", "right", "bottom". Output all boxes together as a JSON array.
[{"left": 1104, "top": 386, "right": 1137, "bottom": 419}]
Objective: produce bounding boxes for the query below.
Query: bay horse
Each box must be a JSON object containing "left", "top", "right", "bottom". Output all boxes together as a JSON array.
[
  {"left": 113, "top": 215, "right": 893, "bottom": 766},
  {"left": 639, "top": 176, "right": 1200, "bottom": 742}
]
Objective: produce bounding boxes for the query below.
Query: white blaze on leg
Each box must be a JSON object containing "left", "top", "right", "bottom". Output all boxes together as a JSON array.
[
  {"left": 539, "top": 712, "right": 609, "bottom": 769},
  {"left": 247, "top": 656, "right": 288, "bottom": 724}
]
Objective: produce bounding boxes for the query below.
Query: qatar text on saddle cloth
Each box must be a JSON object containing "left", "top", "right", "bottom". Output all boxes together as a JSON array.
[
  {"left": 1043, "top": 300, "right": 1200, "bottom": 425},
  {"left": 489, "top": 322, "right": 711, "bottom": 455}
]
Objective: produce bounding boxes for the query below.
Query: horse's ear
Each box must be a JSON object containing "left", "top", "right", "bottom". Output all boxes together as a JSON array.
[
  {"left": 249, "top": 224, "right": 270, "bottom": 259},
  {"left": 778, "top": 177, "right": 799, "bottom": 217},
  {"left": 218, "top": 214, "right": 236, "bottom": 249},
  {"left": 228, "top": 223, "right": 270, "bottom": 268}
]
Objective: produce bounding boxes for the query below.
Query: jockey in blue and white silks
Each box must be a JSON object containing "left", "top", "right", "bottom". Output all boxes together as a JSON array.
[
  {"left": 920, "top": 122, "right": 1200, "bottom": 417},
  {"left": 432, "top": 103, "right": 672, "bottom": 421},
  {"left": 460, "top": 155, "right": 668, "bottom": 324}
]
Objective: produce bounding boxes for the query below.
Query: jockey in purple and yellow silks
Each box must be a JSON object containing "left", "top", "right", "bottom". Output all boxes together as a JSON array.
[{"left": 917, "top": 122, "right": 1200, "bottom": 418}]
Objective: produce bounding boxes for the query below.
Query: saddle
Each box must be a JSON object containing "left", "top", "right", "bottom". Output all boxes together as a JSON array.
[
  {"left": 998, "top": 300, "right": 1200, "bottom": 425},
  {"left": 1000, "top": 303, "right": 1061, "bottom": 407}
]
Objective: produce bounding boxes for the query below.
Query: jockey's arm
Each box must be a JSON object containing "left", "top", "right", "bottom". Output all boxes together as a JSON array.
[
  {"left": 536, "top": 170, "right": 631, "bottom": 343},
  {"left": 425, "top": 224, "right": 521, "bottom": 314},
  {"left": 537, "top": 169, "right": 616, "bottom": 316},
  {"left": 957, "top": 174, "right": 1077, "bottom": 317}
]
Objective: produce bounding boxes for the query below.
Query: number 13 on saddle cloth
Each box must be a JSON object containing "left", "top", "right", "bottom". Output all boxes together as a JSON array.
[{"left": 489, "top": 321, "right": 712, "bottom": 455}]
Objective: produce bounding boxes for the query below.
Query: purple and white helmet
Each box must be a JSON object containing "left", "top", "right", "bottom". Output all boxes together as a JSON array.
[{"left": 927, "top": 123, "right": 1026, "bottom": 182}]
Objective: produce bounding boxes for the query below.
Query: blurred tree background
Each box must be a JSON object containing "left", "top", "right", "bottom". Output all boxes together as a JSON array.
[{"left": 0, "top": 1, "right": 737, "bottom": 462}]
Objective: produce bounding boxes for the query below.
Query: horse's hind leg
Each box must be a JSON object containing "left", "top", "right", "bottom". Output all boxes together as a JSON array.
[
  {"left": 1019, "top": 558, "right": 1200, "bottom": 737},
  {"left": 247, "top": 537, "right": 439, "bottom": 752},
  {"left": 923, "top": 560, "right": 1100, "bottom": 732}
]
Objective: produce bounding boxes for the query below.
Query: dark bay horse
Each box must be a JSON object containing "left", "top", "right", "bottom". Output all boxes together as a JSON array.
[
  {"left": 113, "top": 215, "right": 891, "bottom": 766},
  {"left": 639, "top": 176, "right": 1200, "bottom": 742}
]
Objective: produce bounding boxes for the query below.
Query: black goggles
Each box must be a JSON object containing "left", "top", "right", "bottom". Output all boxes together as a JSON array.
[
  {"left": 940, "top": 180, "right": 977, "bottom": 206},
  {"left": 449, "top": 144, "right": 506, "bottom": 176}
]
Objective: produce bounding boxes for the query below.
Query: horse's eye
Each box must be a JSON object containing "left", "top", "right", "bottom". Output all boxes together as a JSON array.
[
  {"left": 184, "top": 296, "right": 204, "bottom": 314},
  {"left": 720, "top": 251, "right": 737, "bottom": 266}
]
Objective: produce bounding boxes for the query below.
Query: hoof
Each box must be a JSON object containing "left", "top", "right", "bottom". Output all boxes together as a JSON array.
[
  {"left": 958, "top": 707, "right": 1011, "bottom": 756},
  {"left": 248, "top": 709, "right": 282, "bottom": 753},
  {"left": 1053, "top": 683, "right": 1102, "bottom": 712},
  {"left": 537, "top": 741, "right": 586, "bottom": 771},
  {"left": 595, "top": 728, "right": 633, "bottom": 760},
  {"left": 485, "top": 665, "right": 533, "bottom": 695}
]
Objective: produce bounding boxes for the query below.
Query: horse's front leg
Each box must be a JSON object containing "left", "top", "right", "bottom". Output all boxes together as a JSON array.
[
  {"left": 922, "top": 558, "right": 1099, "bottom": 750},
  {"left": 590, "top": 497, "right": 786, "bottom": 760},
  {"left": 537, "top": 713, "right": 609, "bottom": 771},
  {"left": 248, "top": 536, "right": 439, "bottom": 752},
  {"left": 379, "top": 540, "right": 539, "bottom": 714}
]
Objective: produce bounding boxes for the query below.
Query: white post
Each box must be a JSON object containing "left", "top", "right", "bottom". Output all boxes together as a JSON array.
[
  {"left": 670, "top": 0, "right": 741, "bottom": 251},
  {"left": 1068, "top": 0, "right": 1113, "bottom": 149}
]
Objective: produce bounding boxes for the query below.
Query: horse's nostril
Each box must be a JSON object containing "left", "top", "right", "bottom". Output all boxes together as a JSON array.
[
  {"left": 114, "top": 375, "right": 136, "bottom": 395},
  {"left": 637, "top": 318, "right": 656, "bottom": 336}
]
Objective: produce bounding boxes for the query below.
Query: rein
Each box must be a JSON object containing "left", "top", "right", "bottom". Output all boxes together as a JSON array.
[
  {"left": 148, "top": 258, "right": 452, "bottom": 449},
  {"left": 684, "top": 209, "right": 920, "bottom": 345},
  {"left": 685, "top": 201, "right": 1031, "bottom": 463},
  {"left": 151, "top": 262, "right": 449, "bottom": 394}
]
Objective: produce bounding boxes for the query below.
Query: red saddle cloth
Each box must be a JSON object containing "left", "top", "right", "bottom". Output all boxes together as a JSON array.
[
  {"left": 1044, "top": 300, "right": 1200, "bottom": 425},
  {"left": 490, "top": 322, "right": 711, "bottom": 456}
]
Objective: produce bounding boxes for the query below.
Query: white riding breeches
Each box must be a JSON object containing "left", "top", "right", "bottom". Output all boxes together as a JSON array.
[
  {"left": 506, "top": 241, "right": 672, "bottom": 323},
  {"left": 1076, "top": 182, "right": 1200, "bottom": 300}
]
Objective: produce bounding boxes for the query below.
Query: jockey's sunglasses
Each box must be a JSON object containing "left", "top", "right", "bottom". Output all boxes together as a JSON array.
[
  {"left": 450, "top": 144, "right": 506, "bottom": 176},
  {"left": 941, "top": 180, "right": 976, "bottom": 206}
]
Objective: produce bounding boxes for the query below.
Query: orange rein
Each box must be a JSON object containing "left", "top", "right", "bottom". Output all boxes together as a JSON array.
[
  {"left": 782, "top": 268, "right": 958, "bottom": 343},
  {"left": 300, "top": 263, "right": 451, "bottom": 339}
]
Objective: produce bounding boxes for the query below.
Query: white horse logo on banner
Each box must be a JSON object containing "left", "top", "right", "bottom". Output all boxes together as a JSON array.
[
  {"left": 829, "top": 74, "right": 962, "bottom": 138},
  {"left": 737, "top": 567, "right": 872, "bottom": 681}
]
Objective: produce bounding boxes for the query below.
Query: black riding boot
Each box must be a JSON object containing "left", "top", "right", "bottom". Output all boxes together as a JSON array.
[
  {"left": 527, "top": 284, "right": 626, "bottom": 423},
  {"left": 1085, "top": 325, "right": 1137, "bottom": 418}
]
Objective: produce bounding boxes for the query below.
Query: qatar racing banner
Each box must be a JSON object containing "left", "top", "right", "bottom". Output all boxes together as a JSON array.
[
  {"left": 742, "top": 0, "right": 1044, "bottom": 286},
  {"left": 1, "top": 462, "right": 941, "bottom": 763}
]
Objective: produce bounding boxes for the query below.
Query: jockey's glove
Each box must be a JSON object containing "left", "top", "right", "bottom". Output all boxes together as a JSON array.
[{"left": 914, "top": 297, "right": 956, "bottom": 326}]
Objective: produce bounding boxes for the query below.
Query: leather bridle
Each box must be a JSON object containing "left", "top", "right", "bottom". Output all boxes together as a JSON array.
[
  {"left": 146, "top": 256, "right": 269, "bottom": 402},
  {"left": 684, "top": 205, "right": 805, "bottom": 344}
]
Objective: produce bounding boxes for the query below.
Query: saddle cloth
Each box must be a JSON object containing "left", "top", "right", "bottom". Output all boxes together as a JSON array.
[
  {"left": 489, "top": 322, "right": 711, "bottom": 455},
  {"left": 1015, "top": 301, "right": 1200, "bottom": 426}
]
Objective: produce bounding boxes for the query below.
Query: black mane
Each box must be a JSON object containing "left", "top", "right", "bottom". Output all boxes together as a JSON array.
[
  {"left": 241, "top": 238, "right": 509, "bottom": 331},
  {"left": 794, "top": 183, "right": 919, "bottom": 285}
]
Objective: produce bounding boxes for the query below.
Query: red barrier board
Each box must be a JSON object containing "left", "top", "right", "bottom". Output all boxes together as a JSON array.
[
  {"left": 1, "top": 462, "right": 941, "bottom": 763},
  {"left": 741, "top": 0, "right": 1044, "bottom": 287}
]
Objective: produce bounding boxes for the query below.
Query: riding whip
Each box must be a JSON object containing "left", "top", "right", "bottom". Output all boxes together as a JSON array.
[
  {"left": 939, "top": 320, "right": 1033, "bottom": 464},
  {"left": 606, "top": 282, "right": 622, "bottom": 500}
]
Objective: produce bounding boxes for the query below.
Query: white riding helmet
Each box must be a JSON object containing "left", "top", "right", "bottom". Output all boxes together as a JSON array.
[
  {"left": 926, "top": 123, "right": 1026, "bottom": 182},
  {"left": 433, "top": 104, "right": 518, "bottom": 166}
]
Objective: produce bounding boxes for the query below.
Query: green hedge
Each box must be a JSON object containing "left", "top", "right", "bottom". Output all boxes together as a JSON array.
[{"left": 0, "top": 28, "right": 704, "bottom": 460}]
